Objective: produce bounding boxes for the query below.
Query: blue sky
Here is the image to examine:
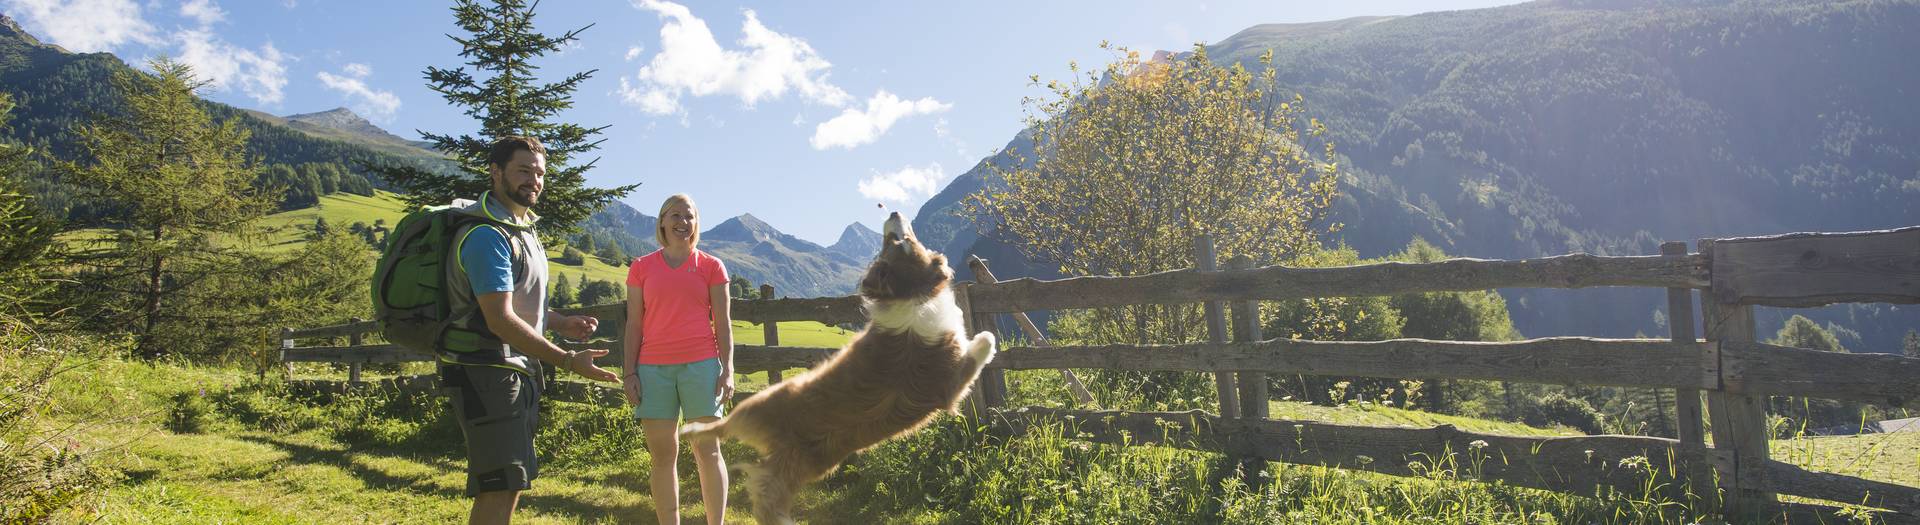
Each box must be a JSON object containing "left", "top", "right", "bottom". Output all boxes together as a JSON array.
[{"left": 4, "top": 0, "right": 1524, "bottom": 245}]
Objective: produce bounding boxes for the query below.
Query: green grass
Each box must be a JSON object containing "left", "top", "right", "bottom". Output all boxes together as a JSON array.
[
  {"left": 255, "top": 191, "right": 411, "bottom": 252},
  {"left": 28, "top": 347, "right": 1917, "bottom": 524},
  {"left": 1777, "top": 431, "right": 1920, "bottom": 489}
]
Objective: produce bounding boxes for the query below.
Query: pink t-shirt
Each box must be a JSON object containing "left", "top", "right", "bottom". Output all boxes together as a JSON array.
[{"left": 627, "top": 249, "right": 729, "bottom": 365}]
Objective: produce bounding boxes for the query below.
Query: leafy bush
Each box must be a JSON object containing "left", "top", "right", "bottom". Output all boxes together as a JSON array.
[{"left": 1522, "top": 393, "right": 1607, "bottom": 435}]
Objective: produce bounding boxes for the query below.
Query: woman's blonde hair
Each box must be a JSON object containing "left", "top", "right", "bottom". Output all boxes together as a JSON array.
[{"left": 656, "top": 193, "right": 699, "bottom": 248}]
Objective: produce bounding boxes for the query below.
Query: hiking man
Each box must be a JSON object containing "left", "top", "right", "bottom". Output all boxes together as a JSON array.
[{"left": 442, "top": 135, "right": 618, "bottom": 524}]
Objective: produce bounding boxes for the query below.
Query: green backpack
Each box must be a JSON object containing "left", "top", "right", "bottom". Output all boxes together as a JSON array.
[{"left": 371, "top": 196, "right": 523, "bottom": 357}]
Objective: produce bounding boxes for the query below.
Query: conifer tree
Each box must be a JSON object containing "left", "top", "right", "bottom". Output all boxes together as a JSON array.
[
  {"left": 61, "top": 58, "right": 272, "bottom": 358},
  {"left": 374, "top": 0, "right": 635, "bottom": 233}
]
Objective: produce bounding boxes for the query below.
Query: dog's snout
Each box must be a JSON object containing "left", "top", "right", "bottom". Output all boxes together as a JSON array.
[{"left": 883, "top": 212, "right": 904, "bottom": 238}]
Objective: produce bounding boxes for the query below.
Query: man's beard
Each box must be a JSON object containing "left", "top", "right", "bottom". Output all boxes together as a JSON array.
[{"left": 503, "top": 185, "right": 538, "bottom": 207}]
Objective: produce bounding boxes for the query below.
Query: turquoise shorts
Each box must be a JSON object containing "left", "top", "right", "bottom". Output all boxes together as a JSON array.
[{"left": 631, "top": 357, "right": 726, "bottom": 421}]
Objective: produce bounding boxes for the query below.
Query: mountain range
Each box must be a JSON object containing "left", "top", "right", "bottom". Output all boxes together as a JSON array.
[{"left": 913, "top": 0, "right": 1920, "bottom": 353}]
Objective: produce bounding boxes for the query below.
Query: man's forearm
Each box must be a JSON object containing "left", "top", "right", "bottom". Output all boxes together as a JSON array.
[{"left": 489, "top": 312, "right": 571, "bottom": 366}]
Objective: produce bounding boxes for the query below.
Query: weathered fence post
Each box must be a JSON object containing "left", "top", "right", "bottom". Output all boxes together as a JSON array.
[
  {"left": 1700, "top": 238, "right": 1775, "bottom": 518},
  {"left": 1195, "top": 236, "right": 1240, "bottom": 419},
  {"left": 1662, "top": 242, "right": 1705, "bottom": 448},
  {"left": 953, "top": 282, "right": 991, "bottom": 418},
  {"left": 277, "top": 327, "right": 294, "bottom": 380},
  {"left": 967, "top": 257, "right": 1097, "bottom": 408},
  {"left": 347, "top": 317, "right": 363, "bottom": 384},
  {"left": 1226, "top": 255, "right": 1267, "bottom": 420},
  {"left": 965, "top": 257, "right": 1009, "bottom": 409},
  {"left": 760, "top": 283, "right": 783, "bottom": 385},
  {"left": 1226, "top": 254, "right": 1271, "bottom": 482}
]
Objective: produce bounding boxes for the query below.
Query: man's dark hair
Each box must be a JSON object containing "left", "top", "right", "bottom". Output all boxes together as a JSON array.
[{"left": 487, "top": 136, "right": 547, "bottom": 168}]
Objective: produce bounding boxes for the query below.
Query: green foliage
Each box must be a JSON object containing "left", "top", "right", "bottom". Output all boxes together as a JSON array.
[
  {"left": 1385, "top": 238, "right": 1520, "bottom": 415},
  {"left": 166, "top": 389, "right": 213, "bottom": 434},
  {"left": 728, "top": 274, "right": 756, "bottom": 300},
  {"left": 57, "top": 58, "right": 275, "bottom": 359},
  {"left": 257, "top": 162, "right": 376, "bottom": 210},
  {"left": 1262, "top": 245, "right": 1406, "bottom": 406},
  {"left": 558, "top": 245, "right": 586, "bottom": 266},
  {"left": 830, "top": 415, "right": 1703, "bottom": 524},
  {"left": 1520, "top": 393, "right": 1606, "bottom": 435},
  {"left": 0, "top": 342, "right": 111, "bottom": 522},
  {"left": 549, "top": 272, "right": 575, "bottom": 308},
  {"left": 577, "top": 278, "right": 623, "bottom": 307},
  {"left": 373, "top": 0, "right": 637, "bottom": 234},
  {"left": 1772, "top": 314, "right": 1848, "bottom": 354},
  {"left": 1767, "top": 315, "right": 1865, "bottom": 433},
  {"left": 308, "top": 216, "right": 331, "bottom": 241},
  {"left": 0, "top": 97, "right": 59, "bottom": 319},
  {"left": 968, "top": 43, "right": 1342, "bottom": 404}
]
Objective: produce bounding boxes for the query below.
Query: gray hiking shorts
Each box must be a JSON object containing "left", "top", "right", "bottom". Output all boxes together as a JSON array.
[{"left": 441, "top": 363, "right": 542, "bottom": 497}]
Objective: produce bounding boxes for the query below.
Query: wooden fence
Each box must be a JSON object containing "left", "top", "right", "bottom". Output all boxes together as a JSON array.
[{"left": 280, "top": 226, "right": 1920, "bottom": 522}]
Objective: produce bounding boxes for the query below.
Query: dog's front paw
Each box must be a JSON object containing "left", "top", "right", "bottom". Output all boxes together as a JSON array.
[{"left": 968, "top": 331, "right": 996, "bottom": 363}]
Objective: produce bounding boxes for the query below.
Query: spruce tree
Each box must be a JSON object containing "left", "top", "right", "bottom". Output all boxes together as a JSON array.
[
  {"left": 61, "top": 58, "right": 273, "bottom": 359},
  {"left": 550, "top": 272, "right": 575, "bottom": 308},
  {"left": 374, "top": 0, "right": 635, "bottom": 233}
]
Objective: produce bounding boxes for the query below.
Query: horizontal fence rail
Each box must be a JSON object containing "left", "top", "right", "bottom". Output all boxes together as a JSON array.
[
  {"left": 985, "top": 337, "right": 1717, "bottom": 391},
  {"left": 1721, "top": 341, "right": 1920, "bottom": 407},
  {"left": 967, "top": 253, "right": 1709, "bottom": 313},
  {"left": 987, "top": 406, "right": 1709, "bottom": 501},
  {"left": 1709, "top": 226, "right": 1920, "bottom": 308}
]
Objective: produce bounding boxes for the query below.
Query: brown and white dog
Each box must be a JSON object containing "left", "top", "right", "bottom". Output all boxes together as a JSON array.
[{"left": 678, "top": 211, "right": 997, "bottom": 524}]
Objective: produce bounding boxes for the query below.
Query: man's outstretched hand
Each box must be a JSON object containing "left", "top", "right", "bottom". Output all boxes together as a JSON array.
[{"left": 566, "top": 349, "right": 619, "bottom": 382}]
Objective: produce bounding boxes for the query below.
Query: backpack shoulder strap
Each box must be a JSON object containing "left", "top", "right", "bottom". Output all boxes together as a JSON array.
[{"left": 453, "top": 219, "right": 529, "bottom": 286}]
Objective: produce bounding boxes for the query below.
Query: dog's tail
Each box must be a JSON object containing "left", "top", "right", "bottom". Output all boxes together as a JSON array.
[{"left": 678, "top": 419, "right": 729, "bottom": 442}]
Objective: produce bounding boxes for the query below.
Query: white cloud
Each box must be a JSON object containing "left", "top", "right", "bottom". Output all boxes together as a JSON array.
[
  {"left": 317, "top": 64, "right": 399, "bottom": 120},
  {"left": 7, "top": 0, "right": 288, "bottom": 105},
  {"left": 859, "top": 163, "right": 945, "bottom": 203},
  {"left": 179, "top": 0, "right": 225, "bottom": 26},
  {"left": 4, "top": 0, "right": 158, "bottom": 52},
  {"left": 811, "top": 90, "right": 951, "bottom": 150},
  {"left": 617, "top": 77, "right": 680, "bottom": 115},
  {"left": 174, "top": 28, "right": 287, "bottom": 105},
  {"left": 624, "top": 44, "right": 643, "bottom": 61},
  {"left": 622, "top": 0, "right": 849, "bottom": 115}
]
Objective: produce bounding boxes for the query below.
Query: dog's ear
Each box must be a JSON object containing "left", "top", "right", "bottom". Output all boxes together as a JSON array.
[{"left": 929, "top": 253, "right": 947, "bottom": 270}]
